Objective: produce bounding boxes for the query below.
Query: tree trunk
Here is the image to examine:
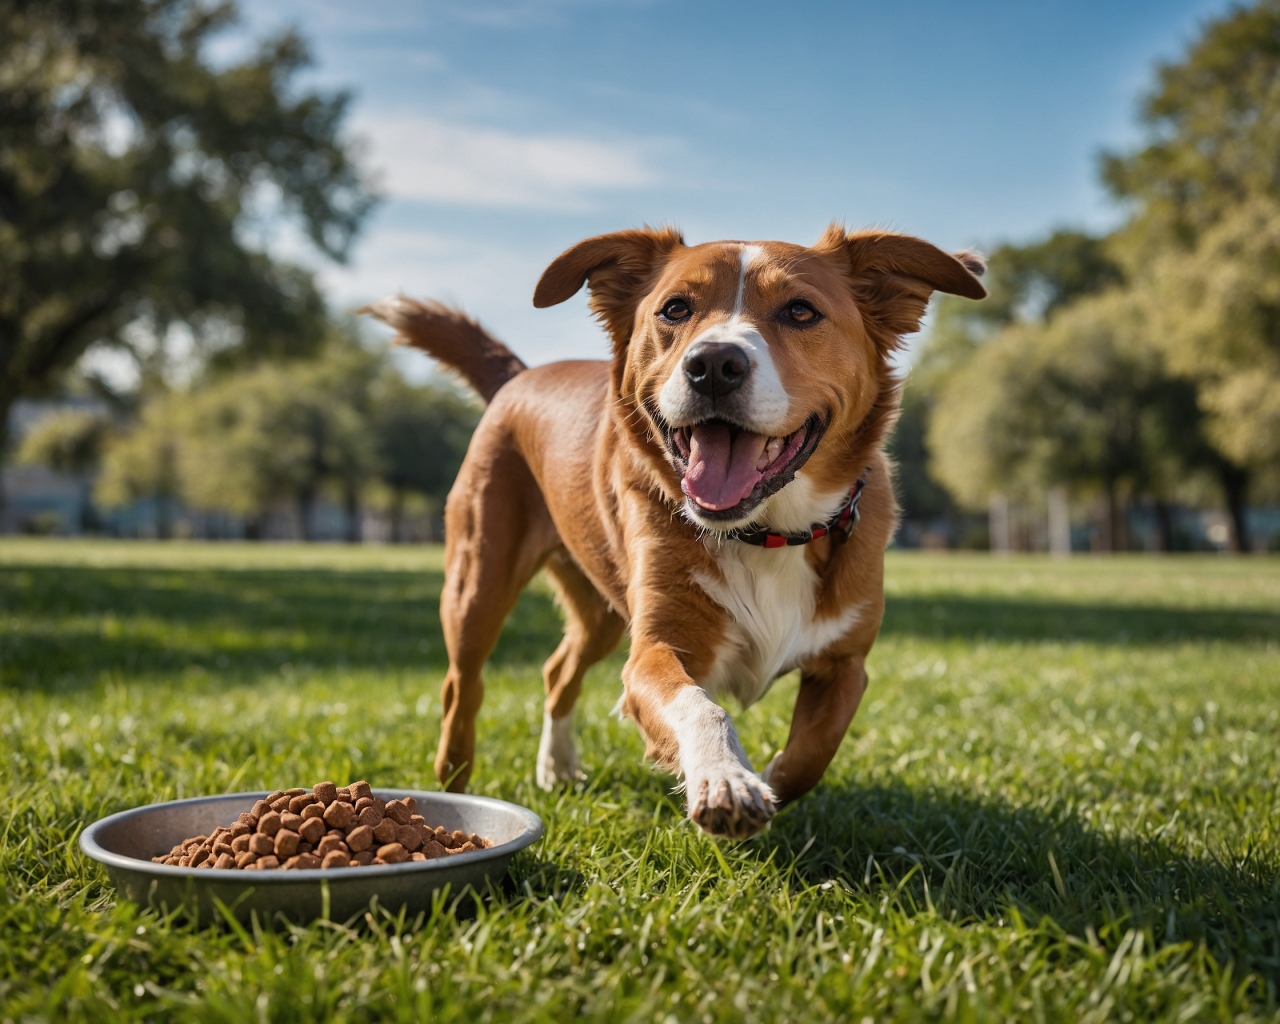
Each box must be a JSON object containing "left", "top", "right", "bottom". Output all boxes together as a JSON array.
[
  {"left": 988, "top": 493, "right": 1010, "bottom": 554},
  {"left": 1153, "top": 500, "right": 1174, "bottom": 553},
  {"left": 390, "top": 489, "right": 404, "bottom": 544},
  {"left": 1111, "top": 493, "right": 1130, "bottom": 553},
  {"left": 344, "top": 481, "right": 361, "bottom": 544},
  {"left": 297, "top": 489, "right": 315, "bottom": 542},
  {"left": 1218, "top": 462, "right": 1251, "bottom": 553}
]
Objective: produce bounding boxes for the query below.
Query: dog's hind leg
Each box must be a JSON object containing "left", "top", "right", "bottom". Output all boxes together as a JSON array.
[
  {"left": 437, "top": 442, "right": 558, "bottom": 792},
  {"left": 537, "top": 549, "right": 626, "bottom": 789}
]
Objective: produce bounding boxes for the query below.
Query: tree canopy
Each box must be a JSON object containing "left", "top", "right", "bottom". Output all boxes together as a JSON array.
[{"left": 0, "top": 0, "right": 375, "bottom": 444}]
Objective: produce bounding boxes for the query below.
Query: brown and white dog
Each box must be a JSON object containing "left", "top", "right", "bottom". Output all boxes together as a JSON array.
[{"left": 364, "top": 225, "right": 984, "bottom": 838}]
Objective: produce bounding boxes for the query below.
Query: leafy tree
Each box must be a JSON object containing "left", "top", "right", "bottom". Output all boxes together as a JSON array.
[
  {"left": 0, "top": 0, "right": 374, "bottom": 462},
  {"left": 95, "top": 395, "right": 182, "bottom": 536},
  {"left": 1102, "top": 0, "right": 1280, "bottom": 248},
  {"left": 929, "top": 291, "right": 1210, "bottom": 551},
  {"left": 15, "top": 406, "right": 112, "bottom": 475},
  {"left": 371, "top": 372, "right": 480, "bottom": 541},
  {"left": 893, "top": 231, "right": 1124, "bottom": 534},
  {"left": 1142, "top": 196, "right": 1280, "bottom": 546}
]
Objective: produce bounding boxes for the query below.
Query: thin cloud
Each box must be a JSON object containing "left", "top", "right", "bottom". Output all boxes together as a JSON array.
[{"left": 358, "top": 113, "right": 661, "bottom": 211}]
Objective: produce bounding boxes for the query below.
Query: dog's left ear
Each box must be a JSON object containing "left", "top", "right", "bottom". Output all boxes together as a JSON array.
[
  {"left": 816, "top": 225, "right": 986, "bottom": 340},
  {"left": 534, "top": 227, "right": 685, "bottom": 344}
]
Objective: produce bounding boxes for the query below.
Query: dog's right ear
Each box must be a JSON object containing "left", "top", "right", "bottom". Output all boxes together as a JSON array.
[{"left": 533, "top": 227, "right": 685, "bottom": 344}]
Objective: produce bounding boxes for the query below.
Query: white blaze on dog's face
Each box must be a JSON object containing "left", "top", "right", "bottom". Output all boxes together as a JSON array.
[{"left": 626, "top": 239, "right": 881, "bottom": 531}]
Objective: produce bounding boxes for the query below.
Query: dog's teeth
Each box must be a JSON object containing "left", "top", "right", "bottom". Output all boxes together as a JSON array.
[{"left": 757, "top": 437, "right": 783, "bottom": 470}]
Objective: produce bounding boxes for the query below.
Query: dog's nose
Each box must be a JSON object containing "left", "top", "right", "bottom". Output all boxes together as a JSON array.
[{"left": 683, "top": 342, "right": 749, "bottom": 399}]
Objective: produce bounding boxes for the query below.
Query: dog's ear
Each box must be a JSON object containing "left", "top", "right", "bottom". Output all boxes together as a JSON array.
[
  {"left": 816, "top": 225, "right": 986, "bottom": 341},
  {"left": 534, "top": 227, "right": 685, "bottom": 344}
]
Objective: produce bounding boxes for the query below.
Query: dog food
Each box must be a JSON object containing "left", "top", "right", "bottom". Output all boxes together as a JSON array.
[{"left": 150, "top": 782, "right": 491, "bottom": 870}]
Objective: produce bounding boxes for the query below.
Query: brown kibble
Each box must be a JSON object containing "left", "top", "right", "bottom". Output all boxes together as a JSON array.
[
  {"left": 265, "top": 790, "right": 286, "bottom": 805},
  {"left": 294, "top": 852, "right": 322, "bottom": 869},
  {"left": 451, "top": 829, "right": 468, "bottom": 846},
  {"left": 196, "top": 859, "right": 214, "bottom": 869},
  {"left": 181, "top": 835, "right": 206, "bottom": 849},
  {"left": 257, "top": 811, "right": 283, "bottom": 836},
  {"left": 189, "top": 846, "right": 210, "bottom": 866},
  {"left": 231, "top": 834, "right": 251, "bottom": 854},
  {"left": 323, "top": 801, "right": 355, "bottom": 828},
  {"left": 396, "top": 825, "right": 422, "bottom": 852},
  {"left": 354, "top": 797, "right": 373, "bottom": 813},
  {"left": 317, "top": 835, "right": 349, "bottom": 857},
  {"left": 421, "top": 840, "right": 448, "bottom": 859},
  {"left": 300, "top": 802, "right": 324, "bottom": 820},
  {"left": 452, "top": 842, "right": 478, "bottom": 854},
  {"left": 283, "top": 787, "right": 307, "bottom": 798},
  {"left": 250, "top": 800, "right": 271, "bottom": 818},
  {"left": 235, "top": 850, "right": 257, "bottom": 868},
  {"left": 213, "top": 842, "right": 234, "bottom": 859},
  {"left": 409, "top": 814, "right": 426, "bottom": 827},
  {"left": 346, "top": 825, "right": 374, "bottom": 852},
  {"left": 410, "top": 852, "right": 426, "bottom": 862},
  {"left": 237, "top": 813, "right": 257, "bottom": 829},
  {"left": 335, "top": 786, "right": 353, "bottom": 803},
  {"left": 257, "top": 855, "right": 280, "bottom": 871},
  {"left": 384, "top": 800, "right": 411, "bottom": 825},
  {"left": 348, "top": 780, "right": 372, "bottom": 802},
  {"left": 356, "top": 805, "right": 381, "bottom": 828},
  {"left": 403, "top": 796, "right": 417, "bottom": 813},
  {"left": 350, "top": 850, "right": 375, "bottom": 866},
  {"left": 214, "top": 853, "right": 236, "bottom": 870},
  {"left": 283, "top": 856, "right": 300, "bottom": 869},
  {"left": 165, "top": 855, "right": 182, "bottom": 865},
  {"left": 280, "top": 811, "right": 303, "bottom": 833},
  {"left": 377, "top": 842, "right": 408, "bottom": 864},
  {"left": 274, "top": 829, "right": 300, "bottom": 857},
  {"left": 314, "top": 781, "right": 338, "bottom": 805},
  {"left": 372, "top": 818, "right": 398, "bottom": 843},
  {"left": 298, "top": 841, "right": 314, "bottom": 854},
  {"left": 298, "top": 817, "right": 325, "bottom": 844},
  {"left": 249, "top": 833, "right": 275, "bottom": 855},
  {"left": 270, "top": 796, "right": 290, "bottom": 812},
  {"left": 320, "top": 850, "right": 348, "bottom": 869},
  {"left": 228, "top": 822, "right": 250, "bottom": 839},
  {"left": 288, "top": 794, "right": 316, "bottom": 814},
  {"left": 470, "top": 833, "right": 486, "bottom": 848}
]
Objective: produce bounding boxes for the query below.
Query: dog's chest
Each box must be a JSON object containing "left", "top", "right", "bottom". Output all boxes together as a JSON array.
[{"left": 693, "top": 544, "right": 857, "bottom": 707}]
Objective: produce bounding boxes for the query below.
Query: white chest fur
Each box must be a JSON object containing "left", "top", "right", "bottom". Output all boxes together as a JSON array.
[{"left": 693, "top": 540, "right": 860, "bottom": 707}]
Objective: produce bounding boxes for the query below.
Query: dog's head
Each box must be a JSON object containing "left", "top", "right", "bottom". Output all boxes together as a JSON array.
[{"left": 534, "top": 225, "right": 985, "bottom": 533}]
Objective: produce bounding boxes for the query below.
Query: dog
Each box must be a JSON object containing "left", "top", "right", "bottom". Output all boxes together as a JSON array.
[{"left": 363, "top": 225, "right": 984, "bottom": 837}]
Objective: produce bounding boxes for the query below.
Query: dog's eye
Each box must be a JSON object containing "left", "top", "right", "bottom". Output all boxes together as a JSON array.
[
  {"left": 659, "top": 298, "right": 692, "bottom": 322},
  {"left": 783, "top": 301, "right": 819, "bottom": 324}
]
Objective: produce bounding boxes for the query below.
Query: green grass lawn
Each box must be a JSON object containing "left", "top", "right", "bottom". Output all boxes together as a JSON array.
[{"left": 3, "top": 540, "right": 1279, "bottom": 1022}]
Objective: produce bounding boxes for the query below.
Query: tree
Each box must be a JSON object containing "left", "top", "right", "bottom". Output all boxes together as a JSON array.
[
  {"left": 892, "top": 231, "right": 1124, "bottom": 535},
  {"left": 371, "top": 372, "right": 480, "bottom": 541},
  {"left": 1102, "top": 0, "right": 1280, "bottom": 248},
  {"left": 0, "top": 0, "right": 375, "bottom": 461},
  {"left": 929, "top": 290, "right": 1210, "bottom": 551},
  {"left": 95, "top": 395, "right": 182, "bottom": 537},
  {"left": 1142, "top": 196, "right": 1280, "bottom": 546}
]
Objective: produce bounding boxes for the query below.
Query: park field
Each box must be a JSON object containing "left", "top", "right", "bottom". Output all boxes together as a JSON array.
[{"left": 2, "top": 539, "right": 1279, "bottom": 1022}]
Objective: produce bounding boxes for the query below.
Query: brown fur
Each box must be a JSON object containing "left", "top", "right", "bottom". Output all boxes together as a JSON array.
[{"left": 363, "top": 225, "right": 984, "bottom": 834}]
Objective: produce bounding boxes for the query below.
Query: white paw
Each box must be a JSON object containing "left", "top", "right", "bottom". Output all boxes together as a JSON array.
[
  {"left": 685, "top": 758, "right": 776, "bottom": 838},
  {"left": 536, "top": 711, "right": 582, "bottom": 790}
]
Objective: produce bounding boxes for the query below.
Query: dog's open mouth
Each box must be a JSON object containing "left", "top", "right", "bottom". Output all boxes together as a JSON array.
[{"left": 660, "top": 413, "right": 827, "bottom": 521}]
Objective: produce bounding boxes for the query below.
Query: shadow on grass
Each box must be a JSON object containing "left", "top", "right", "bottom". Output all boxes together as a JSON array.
[
  {"left": 6, "top": 561, "right": 1276, "bottom": 692},
  {"left": 0, "top": 564, "right": 562, "bottom": 690},
  {"left": 754, "top": 781, "right": 1280, "bottom": 980},
  {"left": 882, "top": 595, "right": 1280, "bottom": 644}
]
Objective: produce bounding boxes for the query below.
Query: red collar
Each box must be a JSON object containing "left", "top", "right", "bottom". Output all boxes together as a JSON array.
[{"left": 726, "top": 471, "right": 869, "bottom": 548}]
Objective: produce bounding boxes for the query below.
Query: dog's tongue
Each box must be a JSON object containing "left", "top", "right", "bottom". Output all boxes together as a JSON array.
[{"left": 683, "top": 423, "right": 768, "bottom": 510}]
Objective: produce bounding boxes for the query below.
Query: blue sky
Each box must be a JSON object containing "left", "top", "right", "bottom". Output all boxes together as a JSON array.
[{"left": 233, "top": 0, "right": 1234, "bottom": 368}]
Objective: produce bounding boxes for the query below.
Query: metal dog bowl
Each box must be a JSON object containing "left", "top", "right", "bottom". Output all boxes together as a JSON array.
[{"left": 80, "top": 789, "right": 543, "bottom": 925}]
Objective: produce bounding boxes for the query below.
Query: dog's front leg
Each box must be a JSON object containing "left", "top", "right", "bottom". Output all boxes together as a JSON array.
[
  {"left": 622, "top": 642, "right": 776, "bottom": 838},
  {"left": 762, "top": 655, "right": 868, "bottom": 805}
]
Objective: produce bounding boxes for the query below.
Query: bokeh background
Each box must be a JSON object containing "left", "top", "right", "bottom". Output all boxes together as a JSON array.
[{"left": 4, "top": 0, "right": 1278, "bottom": 552}]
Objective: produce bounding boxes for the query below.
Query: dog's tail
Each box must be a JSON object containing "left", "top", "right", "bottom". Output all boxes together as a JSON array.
[{"left": 360, "top": 295, "right": 527, "bottom": 405}]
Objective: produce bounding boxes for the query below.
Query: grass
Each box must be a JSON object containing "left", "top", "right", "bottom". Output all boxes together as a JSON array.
[{"left": 2, "top": 539, "right": 1279, "bottom": 1022}]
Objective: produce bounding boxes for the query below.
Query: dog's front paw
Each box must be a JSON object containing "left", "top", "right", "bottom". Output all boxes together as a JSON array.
[
  {"left": 536, "top": 711, "right": 583, "bottom": 790},
  {"left": 686, "top": 762, "right": 776, "bottom": 838}
]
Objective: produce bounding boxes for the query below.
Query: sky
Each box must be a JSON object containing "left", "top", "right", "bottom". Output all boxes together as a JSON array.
[{"left": 228, "top": 0, "right": 1235, "bottom": 371}]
